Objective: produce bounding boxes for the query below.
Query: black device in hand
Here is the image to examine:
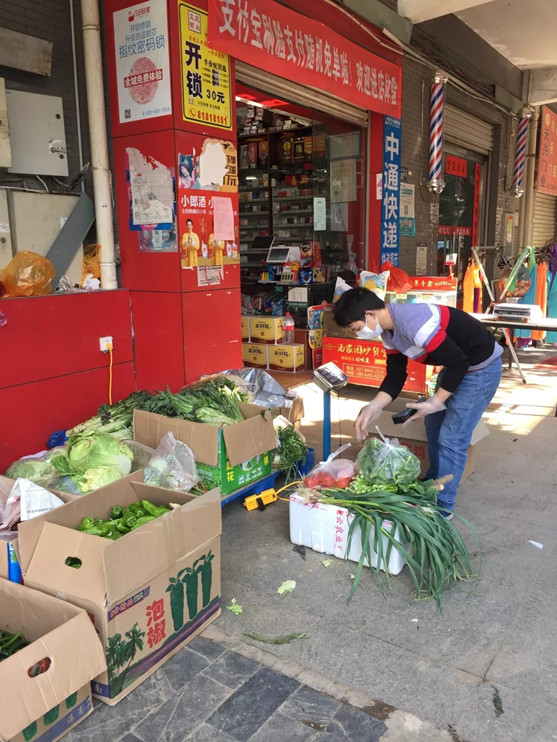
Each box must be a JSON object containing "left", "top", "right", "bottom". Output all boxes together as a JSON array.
[{"left": 391, "top": 397, "right": 428, "bottom": 425}]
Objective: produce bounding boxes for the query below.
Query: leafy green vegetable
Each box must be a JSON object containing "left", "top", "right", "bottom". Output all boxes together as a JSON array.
[
  {"left": 357, "top": 437, "right": 421, "bottom": 486},
  {"left": 75, "top": 465, "right": 126, "bottom": 494},
  {"left": 277, "top": 580, "right": 296, "bottom": 594},
  {"left": 226, "top": 598, "right": 243, "bottom": 615},
  {"left": 273, "top": 425, "right": 308, "bottom": 481},
  {"left": 52, "top": 432, "right": 133, "bottom": 479},
  {"left": 243, "top": 631, "right": 309, "bottom": 644},
  {"left": 5, "top": 457, "right": 56, "bottom": 484}
]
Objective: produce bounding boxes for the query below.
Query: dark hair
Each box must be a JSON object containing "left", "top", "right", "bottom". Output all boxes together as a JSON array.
[{"left": 333, "top": 287, "right": 385, "bottom": 327}]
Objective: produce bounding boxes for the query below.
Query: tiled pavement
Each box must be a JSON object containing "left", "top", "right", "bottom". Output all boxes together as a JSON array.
[{"left": 66, "top": 634, "right": 390, "bottom": 742}]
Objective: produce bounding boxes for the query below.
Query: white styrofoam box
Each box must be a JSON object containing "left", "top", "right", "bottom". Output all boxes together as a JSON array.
[{"left": 289, "top": 493, "right": 406, "bottom": 575}]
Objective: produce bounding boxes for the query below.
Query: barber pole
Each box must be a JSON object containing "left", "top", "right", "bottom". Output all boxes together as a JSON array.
[
  {"left": 512, "top": 112, "right": 531, "bottom": 197},
  {"left": 427, "top": 73, "right": 448, "bottom": 194}
]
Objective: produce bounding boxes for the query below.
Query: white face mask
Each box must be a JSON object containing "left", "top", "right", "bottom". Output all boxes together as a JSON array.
[{"left": 355, "top": 316, "right": 383, "bottom": 340}]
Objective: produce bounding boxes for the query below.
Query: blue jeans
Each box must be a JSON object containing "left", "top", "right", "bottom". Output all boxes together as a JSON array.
[{"left": 424, "top": 357, "right": 502, "bottom": 513}]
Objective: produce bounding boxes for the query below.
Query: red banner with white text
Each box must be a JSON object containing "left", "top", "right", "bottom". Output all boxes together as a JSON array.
[{"left": 207, "top": 0, "right": 401, "bottom": 117}]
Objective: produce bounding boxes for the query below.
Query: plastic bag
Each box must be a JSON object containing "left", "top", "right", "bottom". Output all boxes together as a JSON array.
[
  {"left": 358, "top": 433, "right": 420, "bottom": 485},
  {"left": 304, "top": 444, "right": 356, "bottom": 489},
  {"left": 81, "top": 244, "right": 101, "bottom": 286},
  {"left": 0, "top": 251, "right": 55, "bottom": 298},
  {"left": 144, "top": 432, "right": 199, "bottom": 492},
  {"left": 381, "top": 262, "right": 413, "bottom": 294},
  {"left": 333, "top": 276, "right": 352, "bottom": 302},
  {"left": 359, "top": 270, "right": 390, "bottom": 300}
]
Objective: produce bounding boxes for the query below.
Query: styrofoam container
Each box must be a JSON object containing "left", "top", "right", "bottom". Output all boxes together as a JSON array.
[{"left": 289, "top": 492, "right": 406, "bottom": 575}]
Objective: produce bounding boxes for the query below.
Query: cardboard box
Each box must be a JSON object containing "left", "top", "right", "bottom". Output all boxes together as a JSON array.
[
  {"left": 268, "top": 343, "right": 305, "bottom": 372},
  {"left": 323, "top": 307, "right": 358, "bottom": 339},
  {"left": 18, "top": 472, "right": 222, "bottom": 705},
  {"left": 241, "top": 316, "right": 250, "bottom": 341},
  {"left": 373, "top": 399, "right": 489, "bottom": 482},
  {"left": 249, "top": 315, "right": 283, "bottom": 344},
  {"left": 242, "top": 342, "right": 268, "bottom": 369},
  {"left": 289, "top": 493, "right": 406, "bottom": 575},
  {"left": 0, "top": 579, "right": 106, "bottom": 742},
  {"left": 133, "top": 405, "right": 277, "bottom": 495}
]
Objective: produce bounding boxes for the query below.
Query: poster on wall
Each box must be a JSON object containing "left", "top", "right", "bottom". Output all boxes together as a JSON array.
[
  {"left": 179, "top": 2, "right": 233, "bottom": 131},
  {"left": 178, "top": 134, "right": 239, "bottom": 268},
  {"left": 113, "top": 2, "right": 172, "bottom": 123},
  {"left": 538, "top": 106, "right": 557, "bottom": 195},
  {"left": 125, "top": 147, "right": 177, "bottom": 252},
  {"left": 399, "top": 183, "right": 415, "bottom": 237},
  {"left": 381, "top": 116, "right": 401, "bottom": 266},
  {"left": 330, "top": 159, "right": 357, "bottom": 203}
]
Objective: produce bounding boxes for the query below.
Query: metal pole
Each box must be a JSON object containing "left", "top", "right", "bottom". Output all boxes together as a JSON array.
[
  {"left": 81, "top": 0, "right": 117, "bottom": 289},
  {"left": 323, "top": 391, "right": 331, "bottom": 460}
]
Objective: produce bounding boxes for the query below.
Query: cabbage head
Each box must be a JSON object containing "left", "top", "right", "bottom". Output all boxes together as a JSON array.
[
  {"left": 75, "top": 465, "right": 125, "bottom": 494},
  {"left": 6, "top": 457, "right": 57, "bottom": 485},
  {"left": 52, "top": 432, "right": 133, "bottom": 478}
]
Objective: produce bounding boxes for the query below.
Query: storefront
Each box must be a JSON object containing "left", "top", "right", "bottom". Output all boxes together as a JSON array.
[{"left": 103, "top": 0, "right": 403, "bottom": 389}]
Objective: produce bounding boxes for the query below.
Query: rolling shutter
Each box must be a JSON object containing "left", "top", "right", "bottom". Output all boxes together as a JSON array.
[
  {"left": 532, "top": 191, "right": 556, "bottom": 247},
  {"left": 444, "top": 104, "right": 494, "bottom": 156},
  {"left": 234, "top": 61, "right": 369, "bottom": 128}
]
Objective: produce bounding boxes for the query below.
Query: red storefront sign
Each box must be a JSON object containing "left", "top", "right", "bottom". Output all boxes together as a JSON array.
[
  {"left": 537, "top": 106, "right": 557, "bottom": 195},
  {"left": 445, "top": 155, "right": 467, "bottom": 178},
  {"left": 438, "top": 225, "right": 472, "bottom": 237},
  {"left": 322, "top": 337, "right": 429, "bottom": 394},
  {"left": 410, "top": 276, "right": 457, "bottom": 290},
  {"left": 207, "top": 0, "right": 401, "bottom": 118}
]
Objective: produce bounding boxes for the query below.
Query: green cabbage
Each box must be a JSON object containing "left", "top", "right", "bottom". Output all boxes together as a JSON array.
[
  {"left": 52, "top": 432, "right": 133, "bottom": 479},
  {"left": 5, "top": 458, "right": 55, "bottom": 484},
  {"left": 75, "top": 465, "right": 125, "bottom": 494}
]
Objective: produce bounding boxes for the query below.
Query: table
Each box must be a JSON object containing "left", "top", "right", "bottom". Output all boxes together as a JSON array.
[{"left": 471, "top": 313, "right": 557, "bottom": 384}]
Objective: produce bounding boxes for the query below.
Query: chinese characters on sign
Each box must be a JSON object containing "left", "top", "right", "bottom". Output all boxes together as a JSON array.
[
  {"left": 207, "top": 0, "right": 401, "bottom": 118},
  {"left": 399, "top": 183, "right": 415, "bottom": 237},
  {"left": 113, "top": 2, "right": 172, "bottom": 123},
  {"left": 179, "top": 3, "right": 233, "bottom": 130},
  {"left": 537, "top": 107, "right": 557, "bottom": 195},
  {"left": 445, "top": 155, "right": 467, "bottom": 178},
  {"left": 381, "top": 117, "right": 401, "bottom": 266}
]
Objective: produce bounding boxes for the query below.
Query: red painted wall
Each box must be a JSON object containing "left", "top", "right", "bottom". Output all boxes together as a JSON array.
[{"left": 0, "top": 291, "right": 135, "bottom": 471}]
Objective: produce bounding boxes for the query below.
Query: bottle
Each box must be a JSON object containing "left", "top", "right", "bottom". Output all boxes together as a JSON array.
[{"left": 282, "top": 312, "right": 295, "bottom": 344}]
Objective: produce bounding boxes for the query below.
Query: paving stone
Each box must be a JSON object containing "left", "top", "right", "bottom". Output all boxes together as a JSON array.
[
  {"left": 249, "top": 711, "right": 319, "bottom": 742},
  {"left": 202, "top": 650, "right": 260, "bottom": 689},
  {"left": 329, "top": 704, "right": 387, "bottom": 741},
  {"left": 119, "top": 735, "right": 144, "bottom": 742},
  {"left": 134, "top": 674, "right": 230, "bottom": 742},
  {"left": 281, "top": 684, "right": 342, "bottom": 727},
  {"left": 207, "top": 666, "right": 300, "bottom": 741},
  {"left": 156, "top": 646, "right": 210, "bottom": 689},
  {"left": 188, "top": 636, "right": 228, "bottom": 662},
  {"left": 185, "top": 723, "right": 239, "bottom": 741}
]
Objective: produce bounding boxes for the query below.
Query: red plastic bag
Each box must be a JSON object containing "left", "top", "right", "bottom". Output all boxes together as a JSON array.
[
  {"left": 381, "top": 261, "right": 413, "bottom": 294},
  {"left": 303, "top": 444, "right": 356, "bottom": 490},
  {"left": 1, "top": 251, "right": 55, "bottom": 298}
]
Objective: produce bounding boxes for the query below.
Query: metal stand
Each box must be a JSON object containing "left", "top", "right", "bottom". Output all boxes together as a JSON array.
[
  {"left": 472, "top": 246, "right": 527, "bottom": 384},
  {"left": 323, "top": 391, "right": 331, "bottom": 460}
]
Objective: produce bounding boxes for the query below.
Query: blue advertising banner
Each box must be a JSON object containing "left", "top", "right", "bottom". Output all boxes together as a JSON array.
[{"left": 381, "top": 116, "right": 401, "bottom": 266}]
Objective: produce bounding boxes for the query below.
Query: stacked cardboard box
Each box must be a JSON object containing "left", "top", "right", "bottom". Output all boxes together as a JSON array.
[{"left": 242, "top": 315, "right": 305, "bottom": 372}]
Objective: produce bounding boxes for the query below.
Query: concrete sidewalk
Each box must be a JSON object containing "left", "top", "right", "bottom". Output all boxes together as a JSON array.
[{"left": 68, "top": 346, "right": 557, "bottom": 742}]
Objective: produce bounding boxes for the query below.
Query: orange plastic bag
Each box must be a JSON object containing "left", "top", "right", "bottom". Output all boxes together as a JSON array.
[
  {"left": 0, "top": 251, "right": 55, "bottom": 298},
  {"left": 381, "top": 261, "right": 413, "bottom": 293},
  {"left": 81, "top": 243, "right": 101, "bottom": 285}
]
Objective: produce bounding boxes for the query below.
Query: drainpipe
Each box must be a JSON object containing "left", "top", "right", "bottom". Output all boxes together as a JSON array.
[
  {"left": 81, "top": 0, "right": 117, "bottom": 289},
  {"left": 522, "top": 106, "right": 539, "bottom": 250}
]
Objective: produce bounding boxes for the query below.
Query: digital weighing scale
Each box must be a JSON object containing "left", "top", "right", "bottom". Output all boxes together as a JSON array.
[{"left": 313, "top": 362, "right": 349, "bottom": 459}]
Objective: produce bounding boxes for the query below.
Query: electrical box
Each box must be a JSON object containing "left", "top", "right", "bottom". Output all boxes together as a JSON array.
[
  {"left": 8, "top": 192, "right": 83, "bottom": 285},
  {"left": 0, "top": 79, "right": 11, "bottom": 168},
  {"left": 0, "top": 191, "right": 12, "bottom": 268},
  {"left": 5, "top": 90, "right": 68, "bottom": 176}
]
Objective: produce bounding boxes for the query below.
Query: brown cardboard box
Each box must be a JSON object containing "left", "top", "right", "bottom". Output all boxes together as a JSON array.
[
  {"left": 241, "top": 316, "right": 250, "bottom": 341},
  {"left": 242, "top": 342, "right": 268, "bottom": 369},
  {"left": 18, "top": 472, "right": 222, "bottom": 706},
  {"left": 249, "top": 316, "right": 283, "bottom": 344},
  {"left": 0, "top": 580, "right": 106, "bottom": 742},
  {"left": 133, "top": 404, "right": 277, "bottom": 495},
  {"left": 323, "top": 307, "right": 358, "bottom": 339},
  {"left": 372, "top": 399, "right": 489, "bottom": 482},
  {"left": 268, "top": 344, "right": 305, "bottom": 372}
]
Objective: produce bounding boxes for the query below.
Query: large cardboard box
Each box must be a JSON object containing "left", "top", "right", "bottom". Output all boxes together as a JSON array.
[
  {"left": 133, "top": 404, "right": 277, "bottom": 495},
  {"left": 242, "top": 342, "right": 268, "bottom": 369},
  {"left": 322, "top": 307, "right": 358, "bottom": 339},
  {"left": 249, "top": 315, "right": 283, "bottom": 344},
  {"left": 18, "top": 472, "right": 222, "bottom": 706},
  {"left": 373, "top": 399, "right": 489, "bottom": 482},
  {"left": 241, "top": 316, "right": 250, "bottom": 341},
  {"left": 0, "top": 579, "right": 106, "bottom": 742},
  {"left": 268, "top": 343, "right": 305, "bottom": 372}
]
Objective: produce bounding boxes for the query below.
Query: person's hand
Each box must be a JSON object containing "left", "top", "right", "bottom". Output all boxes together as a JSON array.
[
  {"left": 403, "top": 396, "right": 446, "bottom": 425},
  {"left": 355, "top": 401, "right": 383, "bottom": 440}
]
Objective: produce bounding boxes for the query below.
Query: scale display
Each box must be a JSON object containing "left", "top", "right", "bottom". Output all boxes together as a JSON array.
[{"left": 313, "top": 362, "right": 349, "bottom": 392}]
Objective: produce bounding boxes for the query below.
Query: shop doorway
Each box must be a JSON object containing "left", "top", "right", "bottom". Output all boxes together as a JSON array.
[{"left": 437, "top": 149, "right": 486, "bottom": 287}]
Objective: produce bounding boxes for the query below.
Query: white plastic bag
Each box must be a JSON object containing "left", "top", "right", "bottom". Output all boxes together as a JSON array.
[
  {"left": 144, "top": 432, "right": 199, "bottom": 492},
  {"left": 303, "top": 443, "right": 357, "bottom": 489}
]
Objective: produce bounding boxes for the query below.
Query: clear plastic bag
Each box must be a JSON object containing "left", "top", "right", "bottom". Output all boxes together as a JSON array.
[
  {"left": 303, "top": 443, "right": 356, "bottom": 489},
  {"left": 0, "top": 251, "right": 55, "bottom": 298},
  {"left": 358, "top": 433, "right": 420, "bottom": 485},
  {"left": 144, "top": 432, "right": 199, "bottom": 492},
  {"left": 359, "top": 270, "right": 390, "bottom": 300}
]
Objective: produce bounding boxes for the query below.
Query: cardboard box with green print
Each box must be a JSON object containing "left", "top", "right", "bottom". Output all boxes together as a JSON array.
[
  {"left": 17, "top": 471, "right": 222, "bottom": 706},
  {"left": 0, "top": 579, "right": 106, "bottom": 742},
  {"left": 133, "top": 404, "right": 277, "bottom": 495}
]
